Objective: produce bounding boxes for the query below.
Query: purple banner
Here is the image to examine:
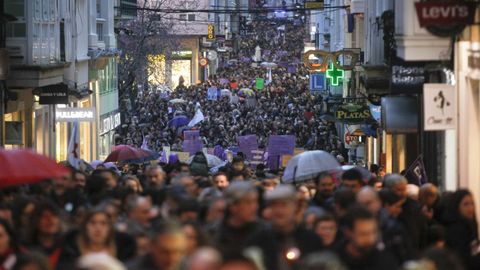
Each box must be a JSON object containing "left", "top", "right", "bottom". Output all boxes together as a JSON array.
[
  {"left": 184, "top": 130, "right": 200, "bottom": 141},
  {"left": 183, "top": 140, "right": 203, "bottom": 155},
  {"left": 267, "top": 135, "right": 295, "bottom": 157},
  {"left": 237, "top": 135, "right": 258, "bottom": 160}
]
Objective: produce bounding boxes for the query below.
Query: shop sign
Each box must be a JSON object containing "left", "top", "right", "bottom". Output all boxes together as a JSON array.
[
  {"left": 344, "top": 132, "right": 361, "bottom": 148},
  {"left": 207, "top": 24, "right": 215, "bottom": 40},
  {"left": 305, "top": 0, "right": 324, "bottom": 9},
  {"left": 199, "top": 58, "right": 209, "bottom": 67},
  {"left": 39, "top": 83, "right": 69, "bottom": 105},
  {"left": 56, "top": 107, "right": 96, "bottom": 122},
  {"left": 415, "top": 1, "right": 476, "bottom": 28},
  {"left": 391, "top": 65, "right": 425, "bottom": 94},
  {"left": 423, "top": 84, "right": 456, "bottom": 131},
  {"left": 100, "top": 112, "right": 121, "bottom": 135},
  {"left": 335, "top": 103, "right": 372, "bottom": 124}
]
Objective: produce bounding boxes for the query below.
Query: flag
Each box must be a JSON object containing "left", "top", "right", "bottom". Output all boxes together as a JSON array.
[
  {"left": 188, "top": 106, "right": 205, "bottom": 128},
  {"left": 141, "top": 135, "right": 150, "bottom": 151},
  {"left": 403, "top": 155, "right": 428, "bottom": 186},
  {"left": 67, "top": 121, "right": 80, "bottom": 169}
]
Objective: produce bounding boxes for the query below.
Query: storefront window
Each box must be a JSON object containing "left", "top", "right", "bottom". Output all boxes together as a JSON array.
[{"left": 55, "top": 122, "right": 68, "bottom": 162}]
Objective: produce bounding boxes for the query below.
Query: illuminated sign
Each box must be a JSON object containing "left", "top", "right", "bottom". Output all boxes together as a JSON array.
[
  {"left": 207, "top": 24, "right": 215, "bottom": 40},
  {"left": 172, "top": 51, "right": 192, "bottom": 59},
  {"left": 326, "top": 64, "right": 344, "bottom": 86},
  {"left": 303, "top": 50, "right": 359, "bottom": 71},
  {"left": 56, "top": 107, "right": 96, "bottom": 122}
]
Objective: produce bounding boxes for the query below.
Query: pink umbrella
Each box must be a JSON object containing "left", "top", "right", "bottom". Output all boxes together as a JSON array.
[{"left": 0, "top": 149, "right": 70, "bottom": 188}]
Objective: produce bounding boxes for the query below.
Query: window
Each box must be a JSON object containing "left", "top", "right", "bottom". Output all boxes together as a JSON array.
[
  {"left": 188, "top": 14, "right": 195, "bottom": 21},
  {"left": 179, "top": 14, "right": 187, "bottom": 21},
  {"left": 32, "top": 0, "right": 59, "bottom": 64},
  {"left": 5, "top": 0, "right": 26, "bottom": 38},
  {"left": 97, "top": 23, "right": 104, "bottom": 41},
  {"left": 4, "top": 0, "right": 25, "bottom": 17}
]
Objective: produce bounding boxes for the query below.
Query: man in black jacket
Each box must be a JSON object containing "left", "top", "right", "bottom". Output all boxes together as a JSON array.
[
  {"left": 384, "top": 174, "right": 428, "bottom": 254},
  {"left": 212, "top": 182, "right": 264, "bottom": 258},
  {"left": 335, "top": 206, "right": 399, "bottom": 270},
  {"left": 249, "top": 185, "right": 323, "bottom": 270}
]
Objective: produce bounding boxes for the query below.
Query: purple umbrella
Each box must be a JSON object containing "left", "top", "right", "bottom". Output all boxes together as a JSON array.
[{"left": 168, "top": 115, "right": 189, "bottom": 128}]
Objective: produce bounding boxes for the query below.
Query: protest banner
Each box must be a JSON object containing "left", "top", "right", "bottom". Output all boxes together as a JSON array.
[
  {"left": 250, "top": 149, "right": 265, "bottom": 169},
  {"left": 184, "top": 130, "right": 200, "bottom": 141},
  {"left": 237, "top": 135, "right": 258, "bottom": 160},
  {"left": 183, "top": 140, "right": 203, "bottom": 155},
  {"left": 267, "top": 135, "right": 295, "bottom": 157},
  {"left": 170, "top": 152, "right": 190, "bottom": 163},
  {"left": 256, "top": 78, "right": 265, "bottom": 90},
  {"left": 207, "top": 87, "right": 218, "bottom": 101}
]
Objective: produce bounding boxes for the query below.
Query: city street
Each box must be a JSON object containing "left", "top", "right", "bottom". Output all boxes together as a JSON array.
[{"left": 0, "top": 0, "right": 480, "bottom": 270}]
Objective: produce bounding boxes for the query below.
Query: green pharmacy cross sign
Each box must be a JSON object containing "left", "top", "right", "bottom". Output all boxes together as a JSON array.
[{"left": 326, "top": 64, "right": 344, "bottom": 86}]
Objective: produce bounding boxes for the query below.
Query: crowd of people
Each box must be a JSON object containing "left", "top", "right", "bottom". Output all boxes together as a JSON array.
[
  {"left": 118, "top": 19, "right": 343, "bottom": 154},
  {"left": 0, "top": 159, "right": 479, "bottom": 270}
]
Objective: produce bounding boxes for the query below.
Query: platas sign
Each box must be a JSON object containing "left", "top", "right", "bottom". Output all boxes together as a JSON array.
[
  {"left": 423, "top": 84, "right": 456, "bottom": 131},
  {"left": 415, "top": 1, "right": 476, "bottom": 27},
  {"left": 335, "top": 103, "right": 372, "bottom": 124}
]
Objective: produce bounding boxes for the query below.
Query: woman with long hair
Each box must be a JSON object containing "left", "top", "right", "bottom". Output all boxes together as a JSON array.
[
  {"left": 24, "top": 200, "right": 64, "bottom": 269},
  {"left": 56, "top": 208, "right": 135, "bottom": 270},
  {"left": 443, "top": 189, "right": 480, "bottom": 270}
]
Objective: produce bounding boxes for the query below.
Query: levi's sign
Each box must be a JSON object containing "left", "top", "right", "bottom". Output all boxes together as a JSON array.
[{"left": 415, "top": 1, "right": 476, "bottom": 27}]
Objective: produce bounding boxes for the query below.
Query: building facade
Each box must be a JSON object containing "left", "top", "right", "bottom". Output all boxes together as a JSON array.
[{"left": 3, "top": 0, "right": 119, "bottom": 162}]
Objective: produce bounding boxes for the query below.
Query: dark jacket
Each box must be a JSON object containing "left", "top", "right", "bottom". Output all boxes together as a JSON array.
[
  {"left": 335, "top": 241, "right": 399, "bottom": 270},
  {"left": 213, "top": 220, "right": 266, "bottom": 258},
  {"left": 379, "top": 210, "right": 414, "bottom": 263},
  {"left": 398, "top": 198, "right": 428, "bottom": 253},
  {"left": 56, "top": 230, "right": 136, "bottom": 270},
  {"left": 248, "top": 226, "right": 323, "bottom": 270},
  {"left": 445, "top": 218, "right": 480, "bottom": 270}
]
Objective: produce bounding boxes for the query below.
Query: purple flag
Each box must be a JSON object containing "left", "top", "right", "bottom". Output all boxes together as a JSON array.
[
  {"left": 213, "top": 145, "right": 224, "bottom": 159},
  {"left": 267, "top": 155, "right": 280, "bottom": 170},
  {"left": 287, "top": 66, "right": 297, "bottom": 73},
  {"left": 267, "top": 135, "right": 295, "bottom": 157},
  {"left": 237, "top": 135, "right": 258, "bottom": 160}
]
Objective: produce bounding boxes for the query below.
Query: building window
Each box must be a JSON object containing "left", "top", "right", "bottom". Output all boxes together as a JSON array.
[
  {"left": 179, "top": 14, "right": 187, "bottom": 21},
  {"left": 5, "top": 0, "right": 26, "bottom": 38},
  {"left": 97, "top": 23, "right": 104, "bottom": 41},
  {"left": 32, "top": 0, "right": 59, "bottom": 64},
  {"left": 188, "top": 14, "right": 195, "bottom": 21}
]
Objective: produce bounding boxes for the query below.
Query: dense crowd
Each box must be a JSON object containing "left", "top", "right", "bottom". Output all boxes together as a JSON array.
[
  {"left": 0, "top": 160, "right": 479, "bottom": 270},
  {"left": 118, "top": 19, "right": 343, "bottom": 154}
]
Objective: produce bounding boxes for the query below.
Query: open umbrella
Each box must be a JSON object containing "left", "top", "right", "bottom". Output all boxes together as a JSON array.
[
  {"left": 169, "top": 98, "right": 187, "bottom": 104},
  {"left": 0, "top": 149, "right": 70, "bottom": 188},
  {"left": 168, "top": 115, "right": 189, "bottom": 128},
  {"left": 260, "top": 61, "right": 278, "bottom": 68},
  {"left": 187, "top": 154, "right": 224, "bottom": 168},
  {"left": 104, "top": 145, "right": 152, "bottom": 163},
  {"left": 220, "top": 89, "right": 231, "bottom": 97},
  {"left": 239, "top": 88, "right": 254, "bottom": 97},
  {"left": 282, "top": 150, "right": 341, "bottom": 183}
]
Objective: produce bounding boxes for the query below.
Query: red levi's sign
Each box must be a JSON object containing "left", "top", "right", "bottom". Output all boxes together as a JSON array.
[{"left": 415, "top": 1, "right": 476, "bottom": 27}]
